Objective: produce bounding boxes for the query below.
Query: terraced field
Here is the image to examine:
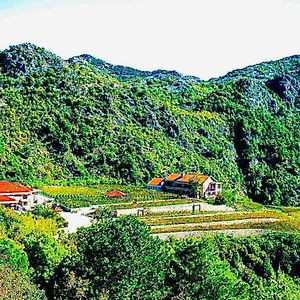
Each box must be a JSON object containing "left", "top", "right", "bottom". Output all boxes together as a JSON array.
[
  {"left": 113, "top": 205, "right": 300, "bottom": 238},
  {"left": 40, "top": 185, "right": 179, "bottom": 208},
  {"left": 41, "top": 185, "right": 300, "bottom": 238}
]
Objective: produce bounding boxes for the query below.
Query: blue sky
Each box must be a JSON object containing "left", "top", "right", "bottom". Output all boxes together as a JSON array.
[{"left": 0, "top": 0, "right": 299, "bottom": 79}]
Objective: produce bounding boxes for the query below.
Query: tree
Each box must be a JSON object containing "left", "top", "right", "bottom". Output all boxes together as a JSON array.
[
  {"left": 0, "top": 237, "right": 29, "bottom": 274},
  {"left": 0, "top": 263, "right": 46, "bottom": 300},
  {"left": 21, "top": 232, "right": 67, "bottom": 287},
  {"left": 50, "top": 216, "right": 169, "bottom": 300},
  {"left": 166, "top": 238, "right": 250, "bottom": 300}
]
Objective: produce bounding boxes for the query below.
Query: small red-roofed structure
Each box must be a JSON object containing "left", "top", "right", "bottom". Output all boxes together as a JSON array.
[{"left": 105, "top": 190, "right": 126, "bottom": 198}]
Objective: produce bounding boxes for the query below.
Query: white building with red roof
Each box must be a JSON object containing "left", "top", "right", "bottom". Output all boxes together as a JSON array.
[
  {"left": 0, "top": 181, "right": 36, "bottom": 210},
  {"left": 147, "top": 173, "right": 222, "bottom": 198}
]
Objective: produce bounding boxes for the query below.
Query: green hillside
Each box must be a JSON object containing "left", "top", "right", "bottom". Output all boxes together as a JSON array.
[{"left": 0, "top": 43, "right": 299, "bottom": 205}]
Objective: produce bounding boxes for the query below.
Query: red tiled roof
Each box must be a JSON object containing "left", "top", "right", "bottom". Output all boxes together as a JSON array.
[
  {"left": 165, "top": 173, "right": 181, "bottom": 181},
  {"left": 105, "top": 190, "right": 126, "bottom": 197},
  {"left": 0, "top": 195, "right": 18, "bottom": 204},
  {"left": 177, "top": 174, "right": 196, "bottom": 182},
  {"left": 147, "top": 178, "right": 164, "bottom": 186},
  {"left": 0, "top": 181, "right": 33, "bottom": 194},
  {"left": 177, "top": 174, "right": 209, "bottom": 184}
]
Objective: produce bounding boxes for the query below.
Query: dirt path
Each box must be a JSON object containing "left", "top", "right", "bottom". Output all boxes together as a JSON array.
[{"left": 60, "top": 211, "right": 92, "bottom": 233}]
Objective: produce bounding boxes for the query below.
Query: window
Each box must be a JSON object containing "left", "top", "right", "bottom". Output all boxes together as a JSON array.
[{"left": 23, "top": 195, "right": 28, "bottom": 199}]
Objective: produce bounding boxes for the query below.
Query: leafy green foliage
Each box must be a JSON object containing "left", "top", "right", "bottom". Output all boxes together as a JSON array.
[
  {"left": 50, "top": 216, "right": 169, "bottom": 300},
  {"left": 0, "top": 263, "right": 46, "bottom": 300},
  {"left": 166, "top": 238, "right": 250, "bottom": 299},
  {"left": 0, "top": 237, "right": 29, "bottom": 273},
  {"left": 21, "top": 233, "right": 67, "bottom": 286},
  {"left": 0, "top": 207, "right": 67, "bottom": 290},
  {"left": 214, "top": 232, "right": 300, "bottom": 299},
  {"left": 33, "top": 204, "right": 68, "bottom": 228}
]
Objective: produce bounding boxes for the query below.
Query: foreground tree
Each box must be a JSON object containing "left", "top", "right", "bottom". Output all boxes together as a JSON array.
[
  {"left": 49, "top": 216, "right": 169, "bottom": 300},
  {"left": 0, "top": 237, "right": 29, "bottom": 273},
  {"left": 166, "top": 238, "right": 250, "bottom": 300},
  {"left": 21, "top": 232, "right": 67, "bottom": 287},
  {"left": 0, "top": 263, "right": 46, "bottom": 300}
]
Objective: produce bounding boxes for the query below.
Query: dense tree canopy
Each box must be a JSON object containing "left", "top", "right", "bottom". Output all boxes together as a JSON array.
[
  {"left": 47, "top": 216, "right": 300, "bottom": 300},
  {"left": 0, "top": 206, "right": 67, "bottom": 294},
  {"left": 50, "top": 216, "right": 169, "bottom": 300},
  {"left": 166, "top": 238, "right": 250, "bottom": 299},
  {"left": 0, "top": 237, "right": 29, "bottom": 273},
  {"left": 0, "top": 205, "right": 300, "bottom": 299},
  {"left": 0, "top": 263, "right": 46, "bottom": 300}
]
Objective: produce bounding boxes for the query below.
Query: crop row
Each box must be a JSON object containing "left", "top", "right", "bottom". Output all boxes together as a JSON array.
[
  {"left": 106, "top": 198, "right": 193, "bottom": 210},
  {"left": 139, "top": 210, "right": 205, "bottom": 218},
  {"left": 41, "top": 185, "right": 175, "bottom": 199},
  {"left": 150, "top": 219, "right": 293, "bottom": 234},
  {"left": 144, "top": 211, "right": 283, "bottom": 226},
  {"left": 51, "top": 194, "right": 174, "bottom": 202},
  {"left": 50, "top": 194, "right": 184, "bottom": 208}
]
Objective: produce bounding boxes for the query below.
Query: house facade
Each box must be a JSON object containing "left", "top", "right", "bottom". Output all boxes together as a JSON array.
[
  {"left": 0, "top": 181, "right": 36, "bottom": 210},
  {"left": 147, "top": 173, "right": 222, "bottom": 198}
]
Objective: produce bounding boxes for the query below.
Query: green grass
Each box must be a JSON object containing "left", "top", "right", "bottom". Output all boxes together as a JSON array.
[{"left": 231, "top": 196, "right": 265, "bottom": 211}]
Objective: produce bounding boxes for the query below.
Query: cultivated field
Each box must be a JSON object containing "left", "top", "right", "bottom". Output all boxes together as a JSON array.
[
  {"left": 41, "top": 185, "right": 300, "bottom": 238},
  {"left": 40, "top": 185, "right": 180, "bottom": 208}
]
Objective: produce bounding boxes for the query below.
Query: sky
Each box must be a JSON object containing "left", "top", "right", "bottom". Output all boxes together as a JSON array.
[{"left": 0, "top": 0, "right": 299, "bottom": 79}]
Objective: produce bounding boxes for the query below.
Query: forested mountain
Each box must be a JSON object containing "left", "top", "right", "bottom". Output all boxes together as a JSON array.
[{"left": 0, "top": 43, "right": 299, "bottom": 205}]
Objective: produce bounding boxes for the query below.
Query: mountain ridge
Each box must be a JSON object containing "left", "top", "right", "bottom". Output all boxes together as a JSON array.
[{"left": 2, "top": 42, "right": 300, "bottom": 82}]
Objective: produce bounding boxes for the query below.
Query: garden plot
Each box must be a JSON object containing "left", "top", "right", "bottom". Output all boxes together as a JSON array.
[
  {"left": 153, "top": 229, "right": 267, "bottom": 240},
  {"left": 41, "top": 185, "right": 178, "bottom": 208},
  {"left": 117, "top": 202, "right": 234, "bottom": 216},
  {"left": 151, "top": 218, "right": 279, "bottom": 234}
]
